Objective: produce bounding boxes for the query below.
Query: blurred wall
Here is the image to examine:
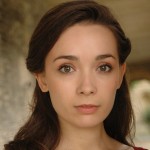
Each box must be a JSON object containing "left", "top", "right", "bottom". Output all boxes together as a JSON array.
[{"left": 0, "top": 0, "right": 55, "bottom": 147}]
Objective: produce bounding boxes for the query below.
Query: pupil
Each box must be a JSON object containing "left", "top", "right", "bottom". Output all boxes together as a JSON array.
[
  {"left": 65, "top": 66, "right": 70, "bottom": 72},
  {"left": 101, "top": 66, "right": 106, "bottom": 71}
]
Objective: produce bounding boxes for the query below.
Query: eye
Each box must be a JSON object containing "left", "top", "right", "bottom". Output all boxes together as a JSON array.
[
  {"left": 59, "top": 65, "right": 74, "bottom": 73},
  {"left": 97, "top": 64, "right": 112, "bottom": 72}
]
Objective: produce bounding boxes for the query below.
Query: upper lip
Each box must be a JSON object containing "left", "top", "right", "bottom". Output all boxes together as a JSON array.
[{"left": 75, "top": 104, "right": 99, "bottom": 107}]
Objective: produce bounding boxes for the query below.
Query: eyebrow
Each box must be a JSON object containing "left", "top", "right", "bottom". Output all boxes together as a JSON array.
[
  {"left": 95, "top": 54, "right": 116, "bottom": 60},
  {"left": 53, "top": 55, "right": 78, "bottom": 62},
  {"left": 53, "top": 54, "right": 116, "bottom": 62}
]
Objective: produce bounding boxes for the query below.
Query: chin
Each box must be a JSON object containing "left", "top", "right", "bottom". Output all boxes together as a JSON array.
[{"left": 72, "top": 117, "right": 104, "bottom": 129}]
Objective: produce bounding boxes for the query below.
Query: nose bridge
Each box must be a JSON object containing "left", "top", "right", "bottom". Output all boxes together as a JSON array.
[{"left": 77, "top": 69, "right": 97, "bottom": 95}]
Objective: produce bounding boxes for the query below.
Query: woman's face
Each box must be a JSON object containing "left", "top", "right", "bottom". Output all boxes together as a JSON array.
[{"left": 37, "top": 23, "right": 125, "bottom": 128}]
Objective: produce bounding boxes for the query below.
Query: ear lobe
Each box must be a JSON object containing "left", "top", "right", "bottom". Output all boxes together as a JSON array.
[
  {"left": 117, "top": 63, "right": 126, "bottom": 89},
  {"left": 34, "top": 73, "right": 49, "bottom": 92}
]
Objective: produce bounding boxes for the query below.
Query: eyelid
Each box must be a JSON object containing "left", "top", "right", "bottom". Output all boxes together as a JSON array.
[
  {"left": 97, "top": 63, "right": 112, "bottom": 72},
  {"left": 58, "top": 64, "right": 75, "bottom": 73}
]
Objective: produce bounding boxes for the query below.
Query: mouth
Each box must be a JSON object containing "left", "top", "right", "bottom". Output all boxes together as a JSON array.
[{"left": 75, "top": 104, "right": 100, "bottom": 114}]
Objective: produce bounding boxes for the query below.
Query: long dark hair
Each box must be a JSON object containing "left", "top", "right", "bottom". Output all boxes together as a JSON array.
[{"left": 5, "top": 1, "right": 135, "bottom": 150}]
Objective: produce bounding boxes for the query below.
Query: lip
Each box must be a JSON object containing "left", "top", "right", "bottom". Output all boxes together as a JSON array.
[{"left": 75, "top": 104, "right": 99, "bottom": 114}]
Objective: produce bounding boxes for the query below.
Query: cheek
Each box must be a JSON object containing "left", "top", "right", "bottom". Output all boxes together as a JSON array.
[
  {"left": 100, "top": 86, "right": 117, "bottom": 120},
  {"left": 103, "top": 89, "right": 116, "bottom": 109},
  {"left": 48, "top": 77, "right": 75, "bottom": 97},
  {"left": 98, "top": 74, "right": 119, "bottom": 94},
  {"left": 48, "top": 85, "right": 67, "bottom": 116},
  {"left": 46, "top": 78, "right": 75, "bottom": 110},
  {"left": 98, "top": 75, "right": 118, "bottom": 111}
]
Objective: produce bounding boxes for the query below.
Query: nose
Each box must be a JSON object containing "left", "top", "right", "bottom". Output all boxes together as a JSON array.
[{"left": 77, "top": 73, "right": 97, "bottom": 96}]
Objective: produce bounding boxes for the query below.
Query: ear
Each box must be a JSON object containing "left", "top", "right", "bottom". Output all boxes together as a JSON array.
[
  {"left": 34, "top": 73, "right": 49, "bottom": 92},
  {"left": 117, "top": 63, "right": 126, "bottom": 89}
]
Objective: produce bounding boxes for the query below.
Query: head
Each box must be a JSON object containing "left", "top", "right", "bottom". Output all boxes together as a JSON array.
[{"left": 25, "top": 0, "right": 134, "bottom": 149}]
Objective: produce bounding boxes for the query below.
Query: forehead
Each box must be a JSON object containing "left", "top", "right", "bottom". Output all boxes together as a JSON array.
[{"left": 48, "top": 23, "right": 118, "bottom": 59}]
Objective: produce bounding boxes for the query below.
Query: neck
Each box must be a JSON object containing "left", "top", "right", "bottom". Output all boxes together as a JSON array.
[{"left": 56, "top": 122, "right": 119, "bottom": 150}]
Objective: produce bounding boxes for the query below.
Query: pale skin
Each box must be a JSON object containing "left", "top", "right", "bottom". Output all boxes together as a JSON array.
[{"left": 36, "top": 23, "right": 133, "bottom": 150}]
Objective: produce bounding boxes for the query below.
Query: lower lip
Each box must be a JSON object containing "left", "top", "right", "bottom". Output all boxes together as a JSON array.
[{"left": 75, "top": 105, "right": 99, "bottom": 114}]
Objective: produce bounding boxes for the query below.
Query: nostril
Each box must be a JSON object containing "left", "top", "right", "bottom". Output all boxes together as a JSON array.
[
  {"left": 80, "top": 90, "right": 95, "bottom": 95},
  {"left": 77, "top": 75, "right": 97, "bottom": 95}
]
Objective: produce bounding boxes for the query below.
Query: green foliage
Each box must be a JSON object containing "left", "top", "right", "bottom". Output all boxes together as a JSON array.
[{"left": 143, "top": 108, "right": 150, "bottom": 126}]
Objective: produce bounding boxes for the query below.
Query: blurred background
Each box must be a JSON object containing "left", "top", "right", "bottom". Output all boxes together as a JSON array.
[{"left": 0, "top": 0, "right": 150, "bottom": 149}]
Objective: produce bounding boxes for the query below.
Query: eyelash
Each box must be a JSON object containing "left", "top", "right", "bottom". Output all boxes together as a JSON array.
[
  {"left": 97, "top": 64, "right": 112, "bottom": 73},
  {"left": 58, "top": 64, "right": 112, "bottom": 74},
  {"left": 58, "top": 64, "right": 75, "bottom": 74}
]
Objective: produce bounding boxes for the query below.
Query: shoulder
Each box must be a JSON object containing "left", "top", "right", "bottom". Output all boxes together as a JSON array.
[{"left": 133, "top": 147, "right": 148, "bottom": 150}]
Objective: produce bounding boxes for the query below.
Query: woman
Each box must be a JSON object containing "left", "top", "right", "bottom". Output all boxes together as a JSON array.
[{"left": 4, "top": 1, "right": 147, "bottom": 150}]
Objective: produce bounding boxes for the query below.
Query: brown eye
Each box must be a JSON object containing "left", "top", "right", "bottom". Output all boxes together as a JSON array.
[
  {"left": 59, "top": 65, "right": 74, "bottom": 73},
  {"left": 97, "top": 64, "right": 112, "bottom": 72}
]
